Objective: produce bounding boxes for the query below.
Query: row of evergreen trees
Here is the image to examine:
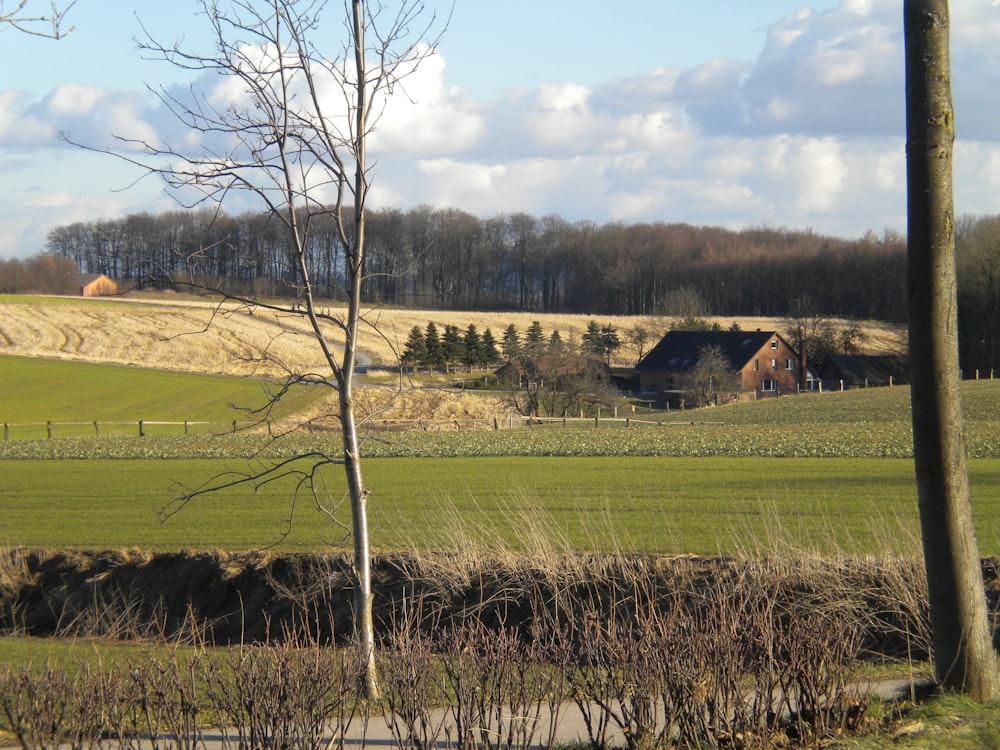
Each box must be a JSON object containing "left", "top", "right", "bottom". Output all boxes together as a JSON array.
[
  {"left": 402, "top": 323, "right": 502, "bottom": 370},
  {"left": 401, "top": 320, "right": 625, "bottom": 371}
]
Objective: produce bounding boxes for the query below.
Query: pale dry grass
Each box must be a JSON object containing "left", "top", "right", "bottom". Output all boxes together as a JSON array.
[
  {"left": 0, "top": 296, "right": 332, "bottom": 377},
  {"left": 0, "top": 294, "right": 904, "bottom": 376}
]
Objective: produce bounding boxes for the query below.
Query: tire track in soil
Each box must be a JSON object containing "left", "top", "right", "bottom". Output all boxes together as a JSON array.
[{"left": 55, "top": 323, "right": 85, "bottom": 354}]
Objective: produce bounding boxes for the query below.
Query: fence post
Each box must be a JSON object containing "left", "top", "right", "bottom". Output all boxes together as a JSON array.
[
  {"left": 139, "top": 420, "right": 144, "bottom": 437},
  {"left": 232, "top": 420, "right": 237, "bottom": 433},
  {"left": 94, "top": 420, "right": 99, "bottom": 438},
  {"left": 184, "top": 421, "right": 189, "bottom": 435},
  {"left": 47, "top": 421, "right": 52, "bottom": 439},
  {"left": 3, "top": 423, "right": 7, "bottom": 441}
]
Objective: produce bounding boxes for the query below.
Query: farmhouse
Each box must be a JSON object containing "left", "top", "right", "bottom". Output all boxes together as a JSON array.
[
  {"left": 636, "top": 330, "right": 801, "bottom": 400},
  {"left": 817, "top": 354, "right": 910, "bottom": 389},
  {"left": 78, "top": 273, "right": 118, "bottom": 297}
]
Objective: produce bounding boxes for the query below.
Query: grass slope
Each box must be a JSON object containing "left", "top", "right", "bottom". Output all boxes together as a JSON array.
[{"left": 0, "top": 355, "right": 325, "bottom": 434}]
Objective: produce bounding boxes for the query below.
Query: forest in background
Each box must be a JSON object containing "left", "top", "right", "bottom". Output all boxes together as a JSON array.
[
  {"left": 0, "top": 207, "right": 995, "bottom": 372},
  {"left": 40, "top": 207, "right": 906, "bottom": 320}
]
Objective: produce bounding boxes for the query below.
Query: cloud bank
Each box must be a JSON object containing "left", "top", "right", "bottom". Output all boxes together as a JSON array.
[{"left": 1, "top": 0, "right": 998, "bottom": 258}]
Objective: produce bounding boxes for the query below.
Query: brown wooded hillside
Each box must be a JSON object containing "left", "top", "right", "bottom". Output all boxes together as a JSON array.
[{"left": 43, "top": 209, "right": 908, "bottom": 321}]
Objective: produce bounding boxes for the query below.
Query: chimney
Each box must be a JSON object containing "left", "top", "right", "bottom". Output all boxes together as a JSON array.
[{"left": 799, "top": 342, "right": 808, "bottom": 391}]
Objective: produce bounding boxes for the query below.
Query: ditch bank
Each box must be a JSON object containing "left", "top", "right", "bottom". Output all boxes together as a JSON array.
[{"left": 3, "top": 547, "right": 996, "bottom": 661}]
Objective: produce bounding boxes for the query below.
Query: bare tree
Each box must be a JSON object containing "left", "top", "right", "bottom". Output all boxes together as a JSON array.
[
  {"left": 904, "top": 0, "right": 999, "bottom": 699},
  {"left": 680, "top": 345, "right": 736, "bottom": 407},
  {"left": 90, "top": 0, "right": 446, "bottom": 697},
  {"left": 1, "top": 0, "right": 75, "bottom": 37}
]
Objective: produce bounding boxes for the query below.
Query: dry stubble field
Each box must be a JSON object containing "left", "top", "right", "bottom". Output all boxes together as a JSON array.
[{"left": 0, "top": 293, "right": 905, "bottom": 371}]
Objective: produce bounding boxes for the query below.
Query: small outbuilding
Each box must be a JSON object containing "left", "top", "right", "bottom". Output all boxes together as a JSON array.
[
  {"left": 78, "top": 273, "right": 118, "bottom": 297},
  {"left": 817, "top": 354, "right": 910, "bottom": 389}
]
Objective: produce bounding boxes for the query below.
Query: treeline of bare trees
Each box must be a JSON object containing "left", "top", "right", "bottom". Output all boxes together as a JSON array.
[
  {"left": 0, "top": 253, "right": 80, "bottom": 294},
  {"left": 43, "top": 207, "right": 907, "bottom": 320},
  {"left": 957, "top": 214, "right": 1000, "bottom": 375}
]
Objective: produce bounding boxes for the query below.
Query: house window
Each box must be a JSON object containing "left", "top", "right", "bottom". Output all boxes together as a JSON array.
[
  {"left": 785, "top": 358, "right": 795, "bottom": 370},
  {"left": 770, "top": 340, "right": 778, "bottom": 350},
  {"left": 771, "top": 359, "right": 777, "bottom": 370},
  {"left": 762, "top": 379, "right": 777, "bottom": 392},
  {"left": 752, "top": 359, "right": 759, "bottom": 372}
]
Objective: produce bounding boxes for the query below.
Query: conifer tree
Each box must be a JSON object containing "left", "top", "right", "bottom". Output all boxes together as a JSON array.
[
  {"left": 424, "top": 322, "right": 443, "bottom": 369},
  {"left": 402, "top": 326, "right": 427, "bottom": 368},
  {"left": 525, "top": 320, "right": 545, "bottom": 355},
  {"left": 501, "top": 324, "right": 521, "bottom": 359},
  {"left": 463, "top": 324, "right": 483, "bottom": 368},
  {"left": 442, "top": 324, "right": 465, "bottom": 371},
  {"left": 482, "top": 328, "right": 501, "bottom": 365}
]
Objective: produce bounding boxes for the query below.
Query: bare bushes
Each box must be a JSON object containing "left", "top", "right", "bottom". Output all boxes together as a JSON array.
[
  {"left": 0, "top": 550, "right": 937, "bottom": 748},
  {"left": 0, "top": 637, "right": 365, "bottom": 750},
  {"left": 0, "top": 557, "right": 885, "bottom": 748}
]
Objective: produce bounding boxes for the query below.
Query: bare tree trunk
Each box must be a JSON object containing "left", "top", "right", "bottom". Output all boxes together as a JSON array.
[
  {"left": 904, "top": 0, "right": 999, "bottom": 700},
  {"left": 343, "top": 0, "right": 378, "bottom": 698}
]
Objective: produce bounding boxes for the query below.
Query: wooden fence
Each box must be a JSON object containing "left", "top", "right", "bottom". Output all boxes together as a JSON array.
[
  {"left": 0, "top": 413, "right": 706, "bottom": 441},
  {"left": 2, "top": 420, "right": 212, "bottom": 441}
]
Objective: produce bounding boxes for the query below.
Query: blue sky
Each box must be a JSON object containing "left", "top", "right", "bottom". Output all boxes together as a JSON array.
[{"left": 1, "top": 0, "right": 999, "bottom": 259}]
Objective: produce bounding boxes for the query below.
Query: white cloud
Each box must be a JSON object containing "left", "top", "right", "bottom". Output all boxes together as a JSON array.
[
  {"left": 0, "top": 90, "right": 56, "bottom": 145},
  {"left": 615, "top": 110, "right": 692, "bottom": 155},
  {"left": 4, "top": 0, "right": 1000, "bottom": 260},
  {"left": 370, "top": 50, "right": 485, "bottom": 156},
  {"left": 48, "top": 84, "right": 106, "bottom": 115},
  {"left": 761, "top": 136, "right": 847, "bottom": 213}
]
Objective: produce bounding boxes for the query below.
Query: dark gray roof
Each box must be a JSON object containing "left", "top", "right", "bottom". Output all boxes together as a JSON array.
[
  {"left": 637, "top": 330, "right": 782, "bottom": 371},
  {"left": 818, "top": 355, "right": 910, "bottom": 384}
]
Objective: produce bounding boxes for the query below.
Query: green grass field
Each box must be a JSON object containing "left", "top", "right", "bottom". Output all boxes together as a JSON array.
[
  {"left": 2, "top": 354, "right": 999, "bottom": 555},
  {"left": 2, "top": 455, "right": 999, "bottom": 555},
  {"left": 0, "top": 354, "right": 326, "bottom": 436}
]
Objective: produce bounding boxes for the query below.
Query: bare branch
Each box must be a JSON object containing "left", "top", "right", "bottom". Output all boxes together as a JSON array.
[{"left": 1, "top": 0, "right": 76, "bottom": 38}]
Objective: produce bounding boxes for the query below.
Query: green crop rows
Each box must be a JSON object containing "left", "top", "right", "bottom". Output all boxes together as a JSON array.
[{"left": 2, "top": 355, "right": 999, "bottom": 555}]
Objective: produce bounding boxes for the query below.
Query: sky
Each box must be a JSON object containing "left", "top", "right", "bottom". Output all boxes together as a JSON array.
[{"left": 1, "top": 0, "right": 999, "bottom": 259}]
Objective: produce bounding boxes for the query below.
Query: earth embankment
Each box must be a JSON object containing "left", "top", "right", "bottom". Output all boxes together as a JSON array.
[{"left": 4, "top": 546, "right": 983, "bottom": 663}]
